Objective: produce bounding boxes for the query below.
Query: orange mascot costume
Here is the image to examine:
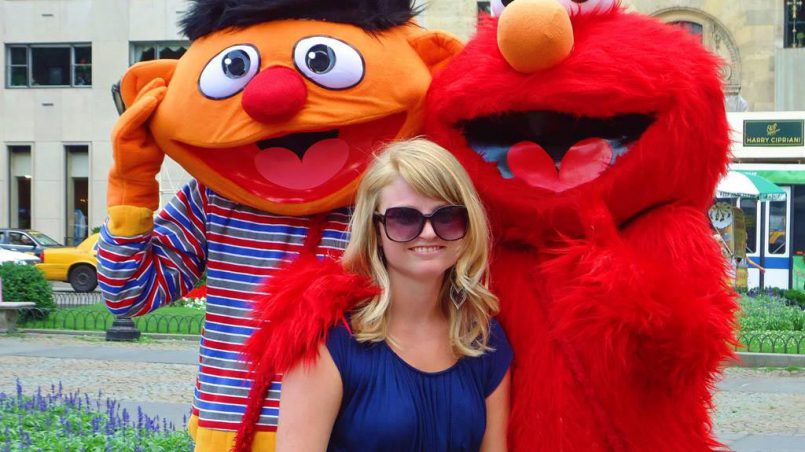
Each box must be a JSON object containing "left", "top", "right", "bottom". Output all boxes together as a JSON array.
[
  {"left": 425, "top": 0, "right": 737, "bottom": 450},
  {"left": 97, "top": 1, "right": 461, "bottom": 450}
]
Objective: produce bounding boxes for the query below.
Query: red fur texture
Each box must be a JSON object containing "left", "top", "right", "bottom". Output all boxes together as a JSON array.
[
  {"left": 233, "top": 256, "right": 379, "bottom": 452},
  {"left": 426, "top": 6, "right": 737, "bottom": 451}
]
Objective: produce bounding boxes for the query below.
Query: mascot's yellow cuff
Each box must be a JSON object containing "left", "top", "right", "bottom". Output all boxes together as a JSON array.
[
  {"left": 188, "top": 415, "right": 277, "bottom": 452},
  {"left": 107, "top": 205, "right": 155, "bottom": 237}
]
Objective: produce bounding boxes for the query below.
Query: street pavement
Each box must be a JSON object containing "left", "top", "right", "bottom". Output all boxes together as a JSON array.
[{"left": 0, "top": 335, "right": 803, "bottom": 450}]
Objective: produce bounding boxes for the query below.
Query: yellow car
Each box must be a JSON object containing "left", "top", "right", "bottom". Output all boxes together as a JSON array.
[{"left": 36, "top": 233, "right": 99, "bottom": 292}]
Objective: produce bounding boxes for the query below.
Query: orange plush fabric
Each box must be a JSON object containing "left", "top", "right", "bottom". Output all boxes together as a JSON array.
[{"left": 109, "top": 20, "right": 461, "bottom": 217}]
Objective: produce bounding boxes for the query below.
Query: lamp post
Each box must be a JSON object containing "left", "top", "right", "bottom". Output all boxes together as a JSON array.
[{"left": 106, "top": 316, "right": 141, "bottom": 341}]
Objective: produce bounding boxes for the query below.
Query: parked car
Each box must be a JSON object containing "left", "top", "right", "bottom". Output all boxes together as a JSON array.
[
  {"left": 0, "top": 229, "right": 62, "bottom": 256},
  {"left": 0, "top": 248, "right": 41, "bottom": 266},
  {"left": 36, "top": 233, "right": 99, "bottom": 292}
]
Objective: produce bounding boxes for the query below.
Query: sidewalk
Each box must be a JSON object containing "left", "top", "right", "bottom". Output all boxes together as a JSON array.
[{"left": 1, "top": 334, "right": 804, "bottom": 450}]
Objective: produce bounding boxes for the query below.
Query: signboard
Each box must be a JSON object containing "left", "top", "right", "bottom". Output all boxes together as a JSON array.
[{"left": 743, "top": 120, "right": 804, "bottom": 147}]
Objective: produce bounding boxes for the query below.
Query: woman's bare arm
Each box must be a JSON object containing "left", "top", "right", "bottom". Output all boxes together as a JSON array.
[
  {"left": 480, "top": 369, "right": 511, "bottom": 452},
  {"left": 276, "top": 342, "right": 343, "bottom": 452}
]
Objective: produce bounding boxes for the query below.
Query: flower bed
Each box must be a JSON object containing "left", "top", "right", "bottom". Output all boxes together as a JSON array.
[{"left": 0, "top": 380, "right": 193, "bottom": 451}]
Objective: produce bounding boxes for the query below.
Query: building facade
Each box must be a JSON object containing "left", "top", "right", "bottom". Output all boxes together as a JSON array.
[
  {"left": 0, "top": 0, "right": 191, "bottom": 245},
  {"left": 3, "top": 0, "right": 805, "bottom": 258}
]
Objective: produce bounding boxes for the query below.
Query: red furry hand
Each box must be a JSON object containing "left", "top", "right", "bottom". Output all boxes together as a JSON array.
[
  {"left": 108, "top": 78, "right": 167, "bottom": 211},
  {"left": 579, "top": 197, "right": 620, "bottom": 246}
]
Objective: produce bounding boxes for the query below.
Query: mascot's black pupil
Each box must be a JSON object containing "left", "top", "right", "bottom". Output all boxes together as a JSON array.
[
  {"left": 306, "top": 44, "right": 336, "bottom": 74},
  {"left": 502, "top": 0, "right": 515, "bottom": 5},
  {"left": 222, "top": 50, "right": 250, "bottom": 78}
]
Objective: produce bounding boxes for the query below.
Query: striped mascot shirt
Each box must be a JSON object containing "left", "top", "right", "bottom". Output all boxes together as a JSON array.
[{"left": 97, "top": 179, "right": 350, "bottom": 431}]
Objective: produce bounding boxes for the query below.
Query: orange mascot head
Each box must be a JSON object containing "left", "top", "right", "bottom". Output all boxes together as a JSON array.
[{"left": 116, "top": 0, "right": 461, "bottom": 216}]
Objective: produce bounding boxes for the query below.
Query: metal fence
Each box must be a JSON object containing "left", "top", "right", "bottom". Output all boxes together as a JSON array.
[
  {"left": 734, "top": 331, "right": 805, "bottom": 355},
  {"left": 53, "top": 292, "right": 104, "bottom": 308},
  {"left": 17, "top": 307, "right": 204, "bottom": 335}
]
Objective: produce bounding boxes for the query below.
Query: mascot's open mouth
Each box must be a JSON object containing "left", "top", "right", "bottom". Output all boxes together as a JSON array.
[
  {"left": 460, "top": 111, "right": 654, "bottom": 192},
  {"left": 185, "top": 113, "right": 405, "bottom": 201}
]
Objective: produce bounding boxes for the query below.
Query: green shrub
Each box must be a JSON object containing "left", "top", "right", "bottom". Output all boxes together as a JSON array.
[
  {"left": 0, "top": 263, "right": 55, "bottom": 314},
  {"left": 739, "top": 293, "right": 805, "bottom": 331},
  {"left": 782, "top": 289, "right": 805, "bottom": 309}
]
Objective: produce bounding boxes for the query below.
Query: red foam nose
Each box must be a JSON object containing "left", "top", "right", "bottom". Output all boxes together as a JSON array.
[{"left": 242, "top": 66, "right": 307, "bottom": 123}]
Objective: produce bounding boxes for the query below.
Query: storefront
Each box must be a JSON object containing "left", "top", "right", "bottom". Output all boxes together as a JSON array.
[{"left": 727, "top": 111, "right": 805, "bottom": 290}]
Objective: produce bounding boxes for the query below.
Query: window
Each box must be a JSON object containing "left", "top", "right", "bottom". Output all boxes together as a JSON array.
[
  {"left": 8, "top": 145, "right": 32, "bottom": 229},
  {"left": 785, "top": 0, "right": 805, "bottom": 48},
  {"left": 6, "top": 44, "right": 91, "bottom": 87},
  {"left": 478, "top": 1, "right": 491, "bottom": 16},
  {"left": 768, "top": 200, "right": 788, "bottom": 255},
  {"left": 66, "top": 145, "right": 89, "bottom": 246},
  {"left": 670, "top": 20, "right": 704, "bottom": 43},
  {"left": 739, "top": 198, "right": 758, "bottom": 255},
  {"left": 131, "top": 41, "right": 189, "bottom": 65}
]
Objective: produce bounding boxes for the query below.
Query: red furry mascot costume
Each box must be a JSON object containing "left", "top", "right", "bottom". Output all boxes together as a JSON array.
[{"left": 425, "top": 0, "right": 737, "bottom": 450}]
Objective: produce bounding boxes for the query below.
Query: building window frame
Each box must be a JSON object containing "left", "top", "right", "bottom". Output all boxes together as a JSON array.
[
  {"left": 7, "top": 143, "right": 33, "bottom": 229},
  {"left": 129, "top": 41, "right": 190, "bottom": 66},
  {"left": 5, "top": 43, "right": 92, "bottom": 88},
  {"left": 64, "top": 143, "right": 90, "bottom": 246},
  {"left": 784, "top": 0, "right": 805, "bottom": 48}
]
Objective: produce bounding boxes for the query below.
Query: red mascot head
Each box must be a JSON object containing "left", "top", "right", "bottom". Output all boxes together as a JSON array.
[{"left": 425, "top": 0, "right": 730, "bottom": 241}]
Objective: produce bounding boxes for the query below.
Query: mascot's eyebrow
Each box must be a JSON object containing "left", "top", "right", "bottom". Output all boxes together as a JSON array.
[{"left": 180, "top": 0, "right": 421, "bottom": 40}]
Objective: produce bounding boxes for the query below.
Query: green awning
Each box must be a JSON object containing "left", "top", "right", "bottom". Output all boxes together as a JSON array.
[{"left": 740, "top": 170, "right": 805, "bottom": 185}]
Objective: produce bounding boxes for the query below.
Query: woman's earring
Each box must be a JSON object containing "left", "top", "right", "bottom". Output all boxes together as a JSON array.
[{"left": 450, "top": 280, "right": 467, "bottom": 310}]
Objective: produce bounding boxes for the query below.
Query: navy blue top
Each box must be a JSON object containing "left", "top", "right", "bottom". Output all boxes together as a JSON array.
[{"left": 326, "top": 319, "right": 513, "bottom": 452}]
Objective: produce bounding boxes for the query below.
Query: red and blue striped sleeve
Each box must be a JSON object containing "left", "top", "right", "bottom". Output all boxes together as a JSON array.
[{"left": 98, "top": 179, "right": 208, "bottom": 317}]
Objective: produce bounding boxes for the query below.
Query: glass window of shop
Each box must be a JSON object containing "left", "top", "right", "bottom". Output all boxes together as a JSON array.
[
  {"left": 65, "top": 145, "right": 89, "bottom": 246},
  {"left": 130, "top": 41, "right": 189, "bottom": 65},
  {"left": 8, "top": 145, "right": 32, "bottom": 229},
  {"left": 739, "top": 198, "right": 758, "bottom": 255},
  {"left": 768, "top": 200, "right": 788, "bottom": 255}
]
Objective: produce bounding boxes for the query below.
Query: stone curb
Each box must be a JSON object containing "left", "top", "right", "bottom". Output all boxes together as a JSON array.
[
  {"left": 13, "top": 330, "right": 805, "bottom": 368},
  {"left": 18, "top": 329, "right": 200, "bottom": 342},
  {"left": 731, "top": 352, "right": 805, "bottom": 368}
]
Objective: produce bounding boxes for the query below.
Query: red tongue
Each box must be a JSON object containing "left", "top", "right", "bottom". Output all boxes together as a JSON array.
[
  {"left": 507, "top": 138, "right": 613, "bottom": 192},
  {"left": 254, "top": 138, "right": 350, "bottom": 190}
]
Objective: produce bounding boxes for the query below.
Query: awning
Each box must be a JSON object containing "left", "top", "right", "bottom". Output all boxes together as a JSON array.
[{"left": 716, "top": 170, "right": 787, "bottom": 201}]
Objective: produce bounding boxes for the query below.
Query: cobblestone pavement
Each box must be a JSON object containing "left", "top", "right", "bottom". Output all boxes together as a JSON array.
[
  {"left": 0, "top": 335, "right": 198, "bottom": 405},
  {"left": 1, "top": 334, "right": 803, "bottom": 449}
]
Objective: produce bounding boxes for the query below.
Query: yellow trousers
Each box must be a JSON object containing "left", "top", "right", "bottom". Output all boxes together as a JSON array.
[{"left": 188, "top": 414, "right": 277, "bottom": 452}]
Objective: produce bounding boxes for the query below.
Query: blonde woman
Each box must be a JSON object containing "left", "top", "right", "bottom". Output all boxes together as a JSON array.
[{"left": 234, "top": 138, "right": 511, "bottom": 452}]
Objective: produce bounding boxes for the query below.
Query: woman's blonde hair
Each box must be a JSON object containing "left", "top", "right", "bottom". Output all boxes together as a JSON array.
[{"left": 342, "top": 138, "right": 499, "bottom": 357}]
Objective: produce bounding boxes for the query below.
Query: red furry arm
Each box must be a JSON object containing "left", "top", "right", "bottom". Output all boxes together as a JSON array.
[
  {"left": 232, "top": 256, "right": 379, "bottom": 452},
  {"left": 544, "top": 203, "right": 737, "bottom": 380}
]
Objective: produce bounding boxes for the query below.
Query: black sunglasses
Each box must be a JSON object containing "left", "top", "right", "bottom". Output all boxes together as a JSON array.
[{"left": 374, "top": 205, "right": 469, "bottom": 243}]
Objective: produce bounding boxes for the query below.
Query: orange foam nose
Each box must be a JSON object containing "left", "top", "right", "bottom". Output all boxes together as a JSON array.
[{"left": 497, "top": 0, "right": 574, "bottom": 73}]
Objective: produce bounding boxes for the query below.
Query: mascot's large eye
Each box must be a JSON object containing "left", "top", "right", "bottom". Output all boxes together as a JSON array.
[
  {"left": 293, "top": 36, "right": 365, "bottom": 90},
  {"left": 198, "top": 44, "right": 260, "bottom": 100},
  {"left": 558, "top": 0, "right": 617, "bottom": 15},
  {"left": 490, "top": 0, "right": 515, "bottom": 17}
]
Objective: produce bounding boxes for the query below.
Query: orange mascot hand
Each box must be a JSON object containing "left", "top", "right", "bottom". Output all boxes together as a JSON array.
[{"left": 107, "top": 78, "right": 167, "bottom": 237}]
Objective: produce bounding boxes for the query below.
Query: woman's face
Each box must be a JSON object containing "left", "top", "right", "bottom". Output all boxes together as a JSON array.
[{"left": 376, "top": 175, "right": 464, "bottom": 282}]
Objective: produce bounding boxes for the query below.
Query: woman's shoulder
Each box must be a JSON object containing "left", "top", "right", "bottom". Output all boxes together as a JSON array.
[{"left": 476, "top": 317, "right": 513, "bottom": 397}]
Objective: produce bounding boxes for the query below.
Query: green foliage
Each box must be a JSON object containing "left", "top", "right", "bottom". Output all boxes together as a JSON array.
[
  {"left": 782, "top": 289, "right": 805, "bottom": 309},
  {"left": 91, "top": 225, "right": 102, "bottom": 235},
  {"left": 0, "top": 380, "right": 193, "bottom": 451},
  {"left": 18, "top": 303, "right": 204, "bottom": 334},
  {"left": 0, "top": 263, "right": 55, "bottom": 313},
  {"left": 738, "top": 293, "right": 805, "bottom": 332}
]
